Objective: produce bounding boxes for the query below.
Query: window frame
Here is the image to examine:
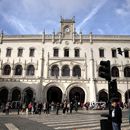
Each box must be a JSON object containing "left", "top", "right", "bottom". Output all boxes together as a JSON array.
[
  {"left": 64, "top": 48, "right": 69, "bottom": 57},
  {"left": 112, "top": 49, "right": 117, "bottom": 58},
  {"left": 18, "top": 48, "right": 23, "bottom": 57},
  {"left": 74, "top": 48, "right": 80, "bottom": 57},
  {"left": 53, "top": 48, "right": 59, "bottom": 57},
  {"left": 6, "top": 48, "right": 12, "bottom": 57},
  {"left": 99, "top": 48, "right": 104, "bottom": 58},
  {"left": 29, "top": 48, "right": 35, "bottom": 57}
]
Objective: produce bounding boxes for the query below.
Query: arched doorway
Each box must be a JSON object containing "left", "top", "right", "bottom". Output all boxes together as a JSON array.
[
  {"left": 24, "top": 89, "right": 33, "bottom": 104},
  {"left": 12, "top": 89, "right": 21, "bottom": 101},
  {"left": 47, "top": 86, "right": 62, "bottom": 103},
  {"left": 0, "top": 88, "right": 8, "bottom": 104},
  {"left": 98, "top": 90, "right": 108, "bottom": 102},
  {"left": 125, "top": 90, "right": 130, "bottom": 103},
  {"left": 69, "top": 87, "right": 85, "bottom": 103}
]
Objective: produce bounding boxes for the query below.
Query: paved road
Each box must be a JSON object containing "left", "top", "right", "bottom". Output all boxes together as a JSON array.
[
  {"left": 0, "top": 115, "right": 53, "bottom": 130},
  {"left": 0, "top": 109, "right": 130, "bottom": 130}
]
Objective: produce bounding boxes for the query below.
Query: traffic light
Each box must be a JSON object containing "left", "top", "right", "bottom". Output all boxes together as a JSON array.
[
  {"left": 99, "top": 60, "right": 111, "bottom": 81},
  {"left": 117, "top": 48, "right": 122, "bottom": 55},
  {"left": 109, "top": 79, "right": 118, "bottom": 100}
]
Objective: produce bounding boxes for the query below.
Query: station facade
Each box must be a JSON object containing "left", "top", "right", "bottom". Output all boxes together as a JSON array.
[{"left": 0, "top": 18, "right": 130, "bottom": 105}]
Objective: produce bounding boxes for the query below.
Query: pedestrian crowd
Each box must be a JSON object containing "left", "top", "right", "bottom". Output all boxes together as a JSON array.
[{"left": 0, "top": 99, "right": 80, "bottom": 115}]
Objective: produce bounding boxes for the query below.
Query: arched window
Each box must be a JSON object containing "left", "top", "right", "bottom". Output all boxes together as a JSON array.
[
  {"left": 51, "top": 65, "right": 59, "bottom": 77},
  {"left": 111, "top": 66, "right": 119, "bottom": 77},
  {"left": 3, "top": 64, "right": 11, "bottom": 75},
  {"left": 73, "top": 65, "right": 81, "bottom": 77},
  {"left": 26, "top": 65, "right": 35, "bottom": 76},
  {"left": 124, "top": 67, "right": 130, "bottom": 77},
  {"left": 15, "top": 65, "right": 23, "bottom": 75},
  {"left": 62, "top": 65, "right": 70, "bottom": 76}
]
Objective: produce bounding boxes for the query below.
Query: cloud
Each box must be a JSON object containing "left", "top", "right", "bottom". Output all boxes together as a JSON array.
[
  {"left": 21, "top": 0, "right": 90, "bottom": 18},
  {"left": 2, "top": 14, "right": 39, "bottom": 34},
  {"left": 97, "top": 28, "right": 104, "bottom": 34},
  {"left": 115, "top": 0, "right": 130, "bottom": 16},
  {"left": 0, "top": 0, "right": 107, "bottom": 34},
  {"left": 77, "top": 0, "right": 107, "bottom": 32}
]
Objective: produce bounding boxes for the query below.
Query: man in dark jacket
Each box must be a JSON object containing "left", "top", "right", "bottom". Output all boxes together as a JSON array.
[{"left": 111, "top": 99, "right": 122, "bottom": 130}]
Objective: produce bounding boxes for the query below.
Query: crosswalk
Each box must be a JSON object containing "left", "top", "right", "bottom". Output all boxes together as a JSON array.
[
  {"left": 5, "top": 123, "right": 19, "bottom": 130},
  {"left": 22, "top": 112, "right": 130, "bottom": 130}
]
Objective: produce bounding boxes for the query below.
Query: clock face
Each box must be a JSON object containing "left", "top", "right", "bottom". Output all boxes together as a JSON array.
[
  {"left": 64, "top": 26, "right": 70, "bottom": 33},
  {"left": 65, "top": 27, "right": 70, "bottom": 32}
]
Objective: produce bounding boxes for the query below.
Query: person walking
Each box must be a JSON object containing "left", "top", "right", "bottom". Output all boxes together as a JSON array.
[
  {"left": 111, "top": 99, "right": 122, "bottom": 130},
  {"left": 56, "top": 102, "right": 60, "bottom": 115},
  {"left": 5, "top": 101, "right": 10, "bottom": 115},
  {"left": 46, "top": 102, "right": 50, "bottom": 114},
  {"left": 63, "top": 100, "right": 67, "bottom": 114},
  {"left": 28, "top": 102, "right": 32, "bottom": 114},
  {"left": 70, "top": 102, "right": 73, "bottom": 114}
]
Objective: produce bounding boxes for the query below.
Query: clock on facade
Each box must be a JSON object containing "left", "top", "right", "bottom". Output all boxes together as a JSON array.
[
  {"left": 64, "top": 26, "right": 70, "bottom": 33},
  {"left": 65, "top": 27, "right": 70, "bottom": 32}
]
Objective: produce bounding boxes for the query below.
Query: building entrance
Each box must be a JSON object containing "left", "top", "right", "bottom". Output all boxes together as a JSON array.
[
  {"left": 24, "top": 89, "right": 33, "bottom": 104},
  {"left": 0, "top": 88, "right": 8, "bottom": 104},
  {"left": 69, "top": 87, "right": 85, "bottom": 103},
  {"left": 47, "top": 86, "right": 62, "bottom": 103},
  {"left": 98, "top": 90, "right": 108, "bottom": 102},
  {"left": 12, "top": 89, "right": 21, "bottom": 101}
]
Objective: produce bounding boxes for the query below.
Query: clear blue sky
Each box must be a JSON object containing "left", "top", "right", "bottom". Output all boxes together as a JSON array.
[{"left": 0, "top": 0, "right": 130, "bottom": 35}]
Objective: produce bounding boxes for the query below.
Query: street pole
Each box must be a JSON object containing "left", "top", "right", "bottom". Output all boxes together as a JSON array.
[{"left": 126, "top": 76, "right": 130, "bottom": 123}]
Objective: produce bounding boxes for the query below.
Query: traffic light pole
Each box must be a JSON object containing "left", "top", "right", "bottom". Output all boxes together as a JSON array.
[{"left": 108, "top": 81, "right": 111, "bottom": 116}]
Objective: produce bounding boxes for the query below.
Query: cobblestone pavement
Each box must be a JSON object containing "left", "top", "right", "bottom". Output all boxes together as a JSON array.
[{"left": 0, "top": 109, "right": 130, "bottom": 130}]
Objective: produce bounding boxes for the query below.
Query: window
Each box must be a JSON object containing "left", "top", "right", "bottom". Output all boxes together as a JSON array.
[
  {"left": 3, "top": 65, "right": 11, "bottom": 75},
  {"left": 72, "top": 65, "right": 81, "bottom": 77},
  {"left": 62, "top": 65, "right": 70, "bottom": 76},
  {"left": 18, "top": 48, "right": 23, "bottom": 57},
  {"left": 75, "top": 49, "right": 80, "bottom": 57},
  {"left": 6, "top": 48, "right": 11, "bottom": 57},
  {"left": 99, "top": 49, "right": 104, "bottom": 58},
  {"left": 124, "top": 50, "right": 129, "bottom": 58},
  {"left": 64, "top": 49, "right": 69, "bottom": 57},
  {"left": 29, "top": 48, "right": 35, "bottom": 57},
  {"left": 26, "top": 65, "right": 35, "bottom": 76},
  {"left": 111, "top": 66, "right": 119, "bottom": 77},
  {"left": 53, "top": 48, "right": 59, "bottom": 57},
  {"left": 14, "top": 65, "right": 23, "bottom": 75},
  {"left": 112, "top": 49, "right": 117, "bottom": 58},
  {"left": 51, "top": 65, "right": 59, "bottom": 77},
  {"left": 124, "top": 67, "right": 130, "bottom": 77}
]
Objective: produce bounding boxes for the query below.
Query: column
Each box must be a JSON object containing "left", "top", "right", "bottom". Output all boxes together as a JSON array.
[
  {"left": 39, "top": 49, "right": 44, "bottom": 102},
  {"left": 89, "top": 49, "right": 96, "bottom": 102},
  {"left": 8, "top": 90, "right": 12, "bottom": 101}
]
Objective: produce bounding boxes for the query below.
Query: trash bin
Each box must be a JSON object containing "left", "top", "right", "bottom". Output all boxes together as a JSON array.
[{"left": 100, "top": 119, "right": 112, "bottom": 130}]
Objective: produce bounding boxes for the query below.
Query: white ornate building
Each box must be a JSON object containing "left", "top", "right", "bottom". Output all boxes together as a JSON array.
[{"left": 0, "top": 17, "right": 130, "bottom": 105}]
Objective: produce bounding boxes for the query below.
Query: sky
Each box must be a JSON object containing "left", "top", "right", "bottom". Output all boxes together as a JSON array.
[{"left": 0, "top": 0, "right": 130, "bottom": 35}]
